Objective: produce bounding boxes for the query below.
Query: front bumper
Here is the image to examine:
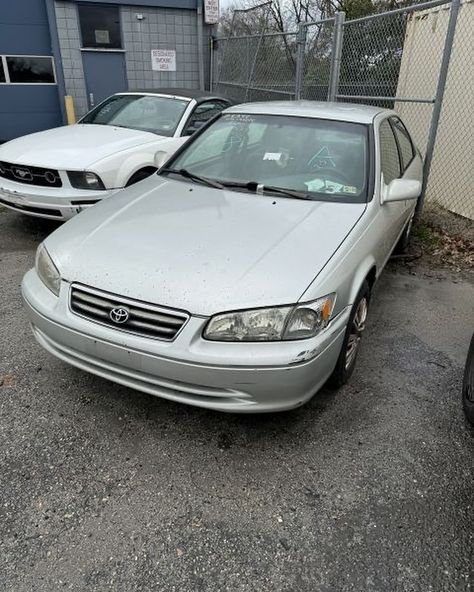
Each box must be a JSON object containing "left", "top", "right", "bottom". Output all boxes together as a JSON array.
[
  {"left": 21, "top": 270, "right": 349, "bottom": 413},
  {"left": 0, "top": 175, "right": 117, "bottom": 220}
]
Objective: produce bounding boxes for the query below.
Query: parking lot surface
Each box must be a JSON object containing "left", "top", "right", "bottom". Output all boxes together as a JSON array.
[{"left": 1, "top": 209, "right": 473, "bottom": 592}]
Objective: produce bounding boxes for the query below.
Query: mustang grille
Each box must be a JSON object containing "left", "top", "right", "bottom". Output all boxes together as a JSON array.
[
  {"left": 0, "top": 161, "right": 62, "bottom": 187},
  {"left": 70, "top": 285, "right": 189, "bottom": 341}
]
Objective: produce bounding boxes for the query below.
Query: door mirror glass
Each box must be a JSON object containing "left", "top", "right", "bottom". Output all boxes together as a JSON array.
[
  {"left": 384, "top": 178, "right": 421, "bottom": 203},
  {"left": 154, "top": 150, "right": 168, "bottom": 169}
]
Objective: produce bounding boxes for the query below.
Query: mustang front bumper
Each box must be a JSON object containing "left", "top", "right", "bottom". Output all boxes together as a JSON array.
[
  {"left": 21, "top": 270, "right": 349, "bottom": 413},
  {"left": 0, "top": 176, "right": 117, "bottom": 220}
]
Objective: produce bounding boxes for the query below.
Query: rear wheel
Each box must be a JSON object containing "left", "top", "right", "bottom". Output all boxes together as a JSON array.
[
  {"left": 125, "top": 167, "right": 157, "bottom": 187},
  {"left": 329, "top": 281, "right": 370, "bottom": 388},
  {"left": 462, "top": 334, "right": 474, "bottom": 425}
]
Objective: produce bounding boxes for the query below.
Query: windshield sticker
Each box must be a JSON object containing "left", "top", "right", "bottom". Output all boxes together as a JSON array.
[
  {"left": 223, "top": 113, "right": 256, "bottom": 123},
  {"left": 342, "top": 185, "right": 357, "bottom": 194},
  {"left": 263, "top": 152, "right": 282, "bottom": 161},
  {"left": 308, "top": 146, "right": 336, "bottom": 168},
  {"left": 305, "top": 178, "right": 343, "bottom": 194}
]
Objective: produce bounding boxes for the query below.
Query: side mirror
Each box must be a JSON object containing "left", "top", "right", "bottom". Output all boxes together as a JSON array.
[
  {"left": 154, "top": 150, "right": 168, "bottom": 170},
  {"left": 383, "top": 178, "right": 421, "bottom": 203}
]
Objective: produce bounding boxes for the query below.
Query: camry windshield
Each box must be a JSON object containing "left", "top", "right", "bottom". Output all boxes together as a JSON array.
[
  {"left": 80, "top": 94, "right": 189, "bottom": 136},
  {"left": 166, "top": 113, "right": 369, "bottom": 202}
]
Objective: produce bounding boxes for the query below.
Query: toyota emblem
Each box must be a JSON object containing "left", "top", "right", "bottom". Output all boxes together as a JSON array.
[{"left": 109, "top": 307, "right": 130, "bottom": 324}]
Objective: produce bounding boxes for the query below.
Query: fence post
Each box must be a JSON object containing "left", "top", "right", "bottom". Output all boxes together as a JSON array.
[
  {"left": 196, "top": 0, "right": 205, "bottom": 91},
  {"left": 245, "top": 32, "right": 265, "bottom": 100},
  {"left": 328, "top": 11, "right": 345, "bottom": 101},
  {"left": 418, "top": 0, "right": 460, "bottom": 216},
  {"left": 209, "top": 35, "right": 214, "bottom": 91},
  {"left": 295, "top": 23, "right": 307, "bottom": 100}
]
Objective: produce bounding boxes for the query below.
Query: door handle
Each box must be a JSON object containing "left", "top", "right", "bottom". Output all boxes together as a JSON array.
[{"left": 89, "top": 93, "right": 95, "bottom": 107}]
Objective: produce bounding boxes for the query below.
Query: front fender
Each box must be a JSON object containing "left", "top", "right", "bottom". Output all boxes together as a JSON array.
[{"left": 92, "top": 137, "right": 187, "bottom": 188}]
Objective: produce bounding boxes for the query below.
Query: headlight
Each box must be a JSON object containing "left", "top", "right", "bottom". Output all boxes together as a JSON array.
[
  {"left": 67, "top": 171, "right": 105, "bottom": 190},
  {"left": 36, "top": 244, "right": 61, "bottom": 296},
  {"left": 204, "top": 294, "right": 336, "bottom": 342}
]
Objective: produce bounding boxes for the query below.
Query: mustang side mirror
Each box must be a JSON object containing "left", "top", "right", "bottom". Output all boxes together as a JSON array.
[
  {"left": 383, "top": 178, "right": 422, "bottom": 203},
  {"left": 154, "top": 150, "right": 168, "bottom": 170}
]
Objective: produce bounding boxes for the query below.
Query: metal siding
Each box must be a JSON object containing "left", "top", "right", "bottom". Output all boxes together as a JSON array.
[
  {"left": 0, "top": 0, "right": 52, "bottom": 54},
  {"left": 0, "top": 0, "right": 62, "bottom": 140},
  {"left": 0, "top": 86, "right": 62, "bottom": 141},
  {"left": 74, "top": 0, "right": 197, "bottom": 9}
]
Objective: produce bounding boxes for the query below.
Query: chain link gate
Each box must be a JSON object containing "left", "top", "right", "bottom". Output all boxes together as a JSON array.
[{"left": 211, "top": 0, "right": 472, "bottom": 220}]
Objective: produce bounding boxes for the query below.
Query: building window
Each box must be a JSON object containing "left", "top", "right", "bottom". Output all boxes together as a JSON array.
[
  {"left": 78, "top": 4, "right": 122, "bottom": 49},
  {"left": 0, "top": 56, "right": 56, "bottom": 84}
]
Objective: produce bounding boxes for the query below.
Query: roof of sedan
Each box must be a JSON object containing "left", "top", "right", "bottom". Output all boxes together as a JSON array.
[
  {"left": 225, "top": 101, "right": 390, "bottom": 123},
  {"left": 122, "top": 88, "right": 231, "bottom": 104}
]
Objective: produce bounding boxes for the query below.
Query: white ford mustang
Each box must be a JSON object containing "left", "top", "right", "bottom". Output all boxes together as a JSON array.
[{"left": 0, "top": 89, "right": 230, "bottom": 220}]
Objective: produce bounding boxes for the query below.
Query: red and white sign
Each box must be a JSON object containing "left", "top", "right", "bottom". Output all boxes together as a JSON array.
[
  {"left": 204, "top": 0, "right": 219, "bottom": 24},
  {"left": 151, "top": 49, "right": 176, "bottom": 72}
]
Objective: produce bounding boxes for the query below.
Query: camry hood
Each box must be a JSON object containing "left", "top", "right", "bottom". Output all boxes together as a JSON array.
[
  {"left": 45, "top": 177, "right": 366, "bottom": 316},
  {"left": 0, "top": 124, "right": 160, "bottom": 170}
]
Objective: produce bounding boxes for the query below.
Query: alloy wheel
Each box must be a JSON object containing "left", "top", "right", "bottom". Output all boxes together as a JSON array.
[{"left": 345, "top": 297, "right": 368, "bottom": 371}]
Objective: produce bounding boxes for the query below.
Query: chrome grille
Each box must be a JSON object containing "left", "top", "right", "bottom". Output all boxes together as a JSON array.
[
  {"left": 0, "top": 161, "right": 62, "bottom": 187},
  {"left": 70, "top": 285, "right": 189, "bottom": 341}
]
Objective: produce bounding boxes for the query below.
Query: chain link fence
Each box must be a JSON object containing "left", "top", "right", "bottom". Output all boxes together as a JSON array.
[
  {"left": 211, "top": 0, "right": 473, "bottom": 220},
  {"left": 397, "top": 0, "right": 474, "bottom": 220}
]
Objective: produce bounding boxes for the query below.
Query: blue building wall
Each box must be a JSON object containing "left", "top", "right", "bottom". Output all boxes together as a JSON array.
[{"left": 0, "top": 0, "right": 63, "bottom": 142}]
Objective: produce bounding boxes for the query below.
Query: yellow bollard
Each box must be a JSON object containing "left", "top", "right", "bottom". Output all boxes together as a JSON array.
[{"left": 64, "top": 95, "right": 76, "bottom": 125}]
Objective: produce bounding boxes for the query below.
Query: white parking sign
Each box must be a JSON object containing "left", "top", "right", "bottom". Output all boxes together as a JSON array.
[{"left": 151, "top": 49, "right": 176, "bottom": 72}]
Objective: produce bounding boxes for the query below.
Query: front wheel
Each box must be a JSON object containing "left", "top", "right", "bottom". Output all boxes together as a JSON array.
[
  {"left": 462, "top": 334, "right": 474, "bottom": 425},
  {"left": 329, "top": 281, "right": 370, "bottom": 388}
]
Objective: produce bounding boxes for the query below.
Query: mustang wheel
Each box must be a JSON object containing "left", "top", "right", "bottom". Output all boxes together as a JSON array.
[
  {"left": 462, "top": 334, "right": 474, "bottom": 425},
  {"left": 329, "top": 281, "right": 370, "bottom": 388}
]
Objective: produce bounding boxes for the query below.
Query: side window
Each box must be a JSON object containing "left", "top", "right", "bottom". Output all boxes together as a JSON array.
[
  {"left": 183, "top": 126, "right": 233, "bottom": 165},
  {"left": 391, "top": 117, "right": 415, "bottom": 171},
  {"left": 379, "top": 119, "right": 401, "bottom": 185},
  {"left": 183, "top": 101, "right": 228, "bottom": 136}
]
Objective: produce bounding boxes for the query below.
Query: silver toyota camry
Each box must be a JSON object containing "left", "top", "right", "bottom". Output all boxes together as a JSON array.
[{"left": 22, "top": 102, "right": 423, "bottom": 413}]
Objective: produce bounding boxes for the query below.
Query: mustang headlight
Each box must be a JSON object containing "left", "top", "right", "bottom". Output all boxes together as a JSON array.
[
  {"left": 67, "top": 171, "right": 105, "bottom": 190},
  {"left": 204, "top": 294, "right": 336, "bottom": 342},
  {"left": 36, "top": 244, "right": 61, "bottom": 296}
]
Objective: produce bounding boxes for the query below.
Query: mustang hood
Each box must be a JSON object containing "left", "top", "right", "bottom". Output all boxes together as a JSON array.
[
  {"left": 45, "top": 178, "right": 366, "bottom": 316},
  {"left": 0, "top": 124, "right": 160, "bottom": 169}
]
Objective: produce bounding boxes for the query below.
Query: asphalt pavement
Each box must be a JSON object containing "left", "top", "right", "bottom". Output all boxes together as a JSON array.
[{"left": 1, "top": 208, "right": 473, "bottom": 592}]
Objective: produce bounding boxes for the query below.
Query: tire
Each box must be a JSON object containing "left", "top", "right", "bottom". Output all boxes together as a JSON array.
[
  {"left": 462, "top": 334, "right": 474, "bottom": 425},
  {"left": 394, "top": 210, "right": 415, "bottom": 254},
  {"left": 329, "top": 281, "right": 371, "bottom": 388},
  {"left": 125, "top": 167, "right": 157, "bottom": 187}
]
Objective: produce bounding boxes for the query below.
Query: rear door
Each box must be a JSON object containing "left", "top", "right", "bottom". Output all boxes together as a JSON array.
[{"left": 378, "top": 118, "right": 407, "bottom": 261}]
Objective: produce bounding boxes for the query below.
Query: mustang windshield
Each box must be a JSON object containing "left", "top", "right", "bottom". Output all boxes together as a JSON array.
[
  {"left": 80, "top": 94, "right": 189, "bottom": 136},
  {"left": 167, "top": 113, "right": 370, "bottom": 202}
]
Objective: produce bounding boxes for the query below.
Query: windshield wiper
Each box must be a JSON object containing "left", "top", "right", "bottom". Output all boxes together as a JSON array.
[
  {"left": 219, "top": 180, "right": 314, "bottom": 201},
  {"left": 161, "top": 168, "right": 224, "bottom": 190}
]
